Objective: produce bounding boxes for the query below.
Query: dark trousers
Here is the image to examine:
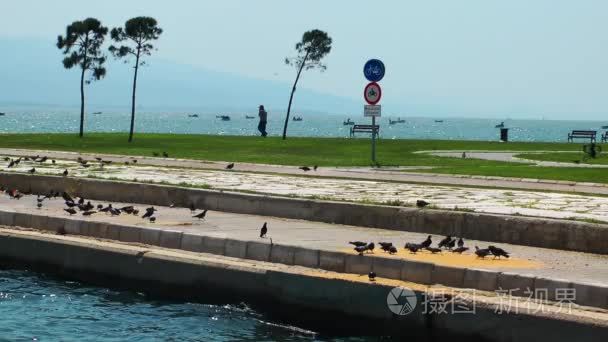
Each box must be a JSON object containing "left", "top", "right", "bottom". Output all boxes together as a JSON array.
[{"left": 258, "top": 121, "right": 267, "bottom": 137}]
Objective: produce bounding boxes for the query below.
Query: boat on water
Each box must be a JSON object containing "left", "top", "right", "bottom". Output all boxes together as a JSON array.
[
  {"left": 601, "top": 125, "right": 608, "bottom": 129},
  {"left": 434, "top": 120, "right": 444, "bottom": 123},
  {"left": 216, "top": 115, "right": 231, "bottom": 121},
  {"left": 188, "top": 114, "right": 199, "bottom": 118},
  {"left": 92, "top": 111, "right": 102, "bottom": 114},
  {"left": 389, "top": 117, "right": 406, "bottom": 125},
  {"left": 0, "top": 112, "right": 5, "bottom": 116},
  {"left": 343, "top": 118, "right": 355, "bottom": 125},
  {"left": 495, "top": 121, "right": 505, "bottom": 128},
  {"left": 245, "top": 115, "right": 255, "bottom": 119},
  {"left": 292, "top": 116, "right": 303, "bottom": 122}
]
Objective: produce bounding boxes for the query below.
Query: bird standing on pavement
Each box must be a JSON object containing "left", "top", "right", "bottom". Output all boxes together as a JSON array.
[
  {"left": 142, "top": 207, "right": 156, "bottom": 219},
  {"left": 162, "top": 152, "right": 169, "bottom": 158},
  {"left": 260, "top": 222, "right": 268, "bottom": 238},
  {"left": 452, "top": 246, "right": 469, "bottom": 254},
  {"left": 62, "top": 169, "right": 68, "bottom": 176},
  {"left": 28, "top": 168, "right": 35, "bottom": 174},
  {"left": 368, "top": 271, "right": 376, "bottom": 282},
  {"left": 313, "top": 165, "right": 318, "bottom": 171},
  {"left": 388, "top": 246, "right": 398, "bottom": 254},
  {"left": 416, "top": 200, "right": 430, "bottom": 208},
  {"left": 457, "top": 238, "right": 464, "bottom": 248},
  {"left": 354, "top": 245, "right": 367, "bottom": 255},
  {"left": 193, "top": 210, "right": 208, "bottom": 220},
  {"left": 64, "top": 208, "right": 77, "bottom": 215},
  {"left": 420, "top": 235, "right": 432, "bottom": 248},
  {"left": 366, "top": 242, "right": 375, "bottom": 254},
  {"left": 426, "top": 247, "right": 442, "bottom": 254},
  {"left": 226, "top": 163, "right": 234, "bottom": 170},
  {"left": 299, "top": 166, "right": 311, "bottom": 172},
  {"left": 438, "top": 235, "right": 452, "bottom": 249},
  {"left": 349, "top": 241, "right": 367, "bottom": 247},
  {"left": 405, "top": 243, "right": 421, "bottom": 254},
  {"left": 488, "top": 246, "right": 510, "bottom": 259},
  {"left": 475, "top": 246, "right": 491, "bottom": 258}
]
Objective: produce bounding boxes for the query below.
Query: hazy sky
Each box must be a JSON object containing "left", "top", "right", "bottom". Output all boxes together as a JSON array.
[{"left": 2, "top": 0, "right": 607, "bottom": 119}]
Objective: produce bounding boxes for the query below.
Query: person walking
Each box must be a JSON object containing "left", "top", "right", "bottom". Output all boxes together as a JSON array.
[{"left": 258, "top": 105, "right": 268, "bottom": 137}]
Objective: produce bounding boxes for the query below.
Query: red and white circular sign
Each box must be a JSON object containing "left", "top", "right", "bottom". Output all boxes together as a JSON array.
[{"left": 364, "top": 82, "right": 382, "bottom": 105}]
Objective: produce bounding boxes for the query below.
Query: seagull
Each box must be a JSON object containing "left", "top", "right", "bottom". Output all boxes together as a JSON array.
[
  {"left": 299, "top": 166, "right": 311, "bottom": 172},
  {"left": 488, "top": 245, "right": 510, "bottom": 259},
  {"left": 416, "top": 200, "right": 430, "bottom": 208},
  {"left": 475, "top": 246, "right": 491, "bottom": 258},
  {"left": 193, "top": 210, "right": 208, "bottom": 220},
  {"left": 260, "top": 222, "right": 268, "bottom": 238},
  {"left": 64, "top": 208, "right": 77, "bottom": 215},
  {"left": 226, "top": 163, "right": 234, "bottom": 170},
  {"left": 368, "top": 271, "right": 377, "bottom": 282}
]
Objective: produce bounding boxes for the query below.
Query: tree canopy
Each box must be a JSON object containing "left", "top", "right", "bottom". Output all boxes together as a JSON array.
[
  {"left": 285, "top": 29, "right": 332, "bottom": 72},
  {"left": 109, "top": 16, "right": 163, "bottom": 63},
  {"left": 57, "top": 18, "right": 108, "bottom": 83}
]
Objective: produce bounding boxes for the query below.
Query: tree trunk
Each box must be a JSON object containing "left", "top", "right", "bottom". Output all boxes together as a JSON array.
[
  {"left": 128, "top": 50, "right": 141, "bottom": 143},
  {"left": 282, "top": 52, "right": 309, "bottom": 140},
  {"left": 79, "top": 66, "right": 85, "bottom": 138}
]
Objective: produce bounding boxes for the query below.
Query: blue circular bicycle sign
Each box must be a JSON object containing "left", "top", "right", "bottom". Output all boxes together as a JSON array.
[{"left": 363, "top": 59, "right": 385, "bottom": 82}]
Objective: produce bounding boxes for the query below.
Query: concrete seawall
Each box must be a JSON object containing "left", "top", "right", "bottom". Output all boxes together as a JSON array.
[
  {"left": 1, "top": 209, "right": 607, "bottom": 311},
  {"left": 0, "top": 229, "right": 606, "bottom": 342},
  {"left": 1, "top": 172, "right": 607, "bottom": 254}
]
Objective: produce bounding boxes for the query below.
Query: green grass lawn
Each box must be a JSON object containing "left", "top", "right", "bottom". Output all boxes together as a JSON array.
[
  {"left": 0, "top": 133, "right": 606, "bottom": 183},
  {"left": 515, "top": 152, "right": 608, "bottom": 165}
]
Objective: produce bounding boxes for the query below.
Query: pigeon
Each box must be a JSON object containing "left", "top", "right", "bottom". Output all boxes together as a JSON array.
[
  {"left": 62, "top": 169, "right": 68, "bottom": 176},
  {"left": 405, "top": 243, "right": 421, "bottom": 254},
  {"left": 37, "top": 202, "right": 42, "bottom": 209},
  {"left": 7, "top": 160, "right": 14, "bottom": 168},
  {"left": 260, "top": 222, "right": 268, "bottom": 238},
  {"left": 313, "top": 165, "right": 318, "bottom": 171},
  {"left": 132, "top": 160, "right": 137, "bottom": 164},
  {"left": 193, "top": 210, "right": 208, "bottom": 220},
  {"left": 100, "top": 204, "right": 112, "bottom": 213},
  {"left": 226, "top": 163, "right": 234, "bottom": 170},
  {"left": 102, "top": 160, "right": 112, "bottom": 165},
  {"left": 366, "top": 242, "right": 375, "bottom": 253},
  {"left": 82, "top": 210, "right": 96, "bottom": 216},
  {"left": 110, "top": 208, "right": 121, "bottom": 216},
  {"left": 120, "top": 206, "right": 134, "bottom": 214},
  {"left": 52, "top": 160, "right": 56, "bottom": 164},
  {"left": 416, "top": 200, "right": 430, "bottom": 208},
  {"left": 62, "top": 192, "right": 74, "bottom": 203},
  {"left": 379, "top": 242, "right": 393, "bottom": 253},
  {"left": 37, "top": 156, "right": 47, "bottom": 163},
  {"left": 132, "top": 209, "right": 139, "bottom": 215},
  {"left": 354, "top": 245, "right": 367, "bottom": 255},
  {"left": 299, "top": 166, "right": 311, "bottom": 172},
  {"left": 349, "top": 241, "right": 367, "bottom": 247},
  {"left": 446, "top": 239, "right": 456, "bottom": 250},
  {"left": 95, "top": 157, "right": 102, "bottom": 162},
  {"left": 152, "top": 152, "right": 159, "bottom": 157},
  {"left": 438, "top": 235, "right": 452, "bottom": 249},
  {"left": 28, "top": 168, "right": 35, "bottom": 174},
  {"left": 81, "top": 164, "right": 90, "bottom": 168},
  {"left": 388, "top": 246, "right": 398, "bottom": 254},
  {"left": 124, "top": 161, "right": 130, "bottom": 165},
  {"left": 65, "top": 201, "right": 77, "bottom": 208},
  {"left": 475, "top": 246, "right": 491, "bottom": 258},
  {"left": 142, "top": 207, "right": 156, "bottom": 219},
  {"left": 452, "top": 247, "right": 469, "bottom": 254},
  {"left": 162, "top": 152, "right": 169, "bottom": 158},
  {"left": 420, "top": 235, "right": 432, "bottom": 248},
  {"left": 2, "top": 157, "right": 9, "bottom": 161},
  {"left": 78, "top": 197, "right": 85, "bottom": 205},
  {"left": 368, "top": 271, "right": 377, "bottom": 282},
  {"left": 64, "top": 208, "right": 77, "bottom": 215},
  {"left": 149, "top": 217, "right": 156, "bottom": 223},
  {"left": 425, "top": 247, "right": 442, "bottom": 254},
  {"left": 457, "top": 238, "right": 464, "bottom": 248},
  {"left": 97, "top": 204, "right": 103, "bottom": 209},
  {"left": 488, "top": 246, "right": 510, "bottom": 259}
]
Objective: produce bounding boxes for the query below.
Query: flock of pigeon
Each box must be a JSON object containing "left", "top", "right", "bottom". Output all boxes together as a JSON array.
[{"left": 349, "top": 234, "right": 510, "bottom": 259}]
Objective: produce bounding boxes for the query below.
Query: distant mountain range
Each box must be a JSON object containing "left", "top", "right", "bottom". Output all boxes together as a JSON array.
[{"left": 0, "top": 38, "right": 359, "bottom": 115}]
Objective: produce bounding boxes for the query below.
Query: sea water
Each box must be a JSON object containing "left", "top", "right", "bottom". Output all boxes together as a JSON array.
[
  {"left": 0, "top": 106, "right": 606, "bottom": 142},
  {"left": 0, "top": 268, "right": 374, "bottom": 341}
]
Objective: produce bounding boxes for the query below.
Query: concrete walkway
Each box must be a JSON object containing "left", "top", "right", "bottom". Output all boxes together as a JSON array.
[
  {"left": 2, "top": 148, "right": 608, "bottom": 195},
  {"left": 1, "top": 192, "right": 607, "bottom": 286},
  {"left": 424, "top": 150, "right": 608, "bottom": 168},
  {"left": 4, "top": 151, "right": 608, "bottom": 222}
]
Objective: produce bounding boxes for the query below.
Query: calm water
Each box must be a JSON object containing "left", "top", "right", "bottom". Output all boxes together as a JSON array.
[
  {"left": 0, "top": 269, "right": 374, "bottom": 341},
  {"left": 1, "top": 106, "right": 607, "bottom": 142}
]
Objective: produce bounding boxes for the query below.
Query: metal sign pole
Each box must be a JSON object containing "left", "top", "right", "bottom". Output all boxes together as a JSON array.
[{"left": 371, "top": 115, "right": 376, "bottom": 162}]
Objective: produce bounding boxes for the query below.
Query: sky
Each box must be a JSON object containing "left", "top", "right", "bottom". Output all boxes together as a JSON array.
[{"left": 1, "top": 0, "right": 607, "bottom": 119}]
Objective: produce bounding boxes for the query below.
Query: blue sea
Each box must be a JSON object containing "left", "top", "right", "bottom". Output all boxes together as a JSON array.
[
  {"left": 1, "top": 105, "right": 607, "bottom": 142},
  {"left": 0, "top": 268, "right": 377, "bottom": 341}
]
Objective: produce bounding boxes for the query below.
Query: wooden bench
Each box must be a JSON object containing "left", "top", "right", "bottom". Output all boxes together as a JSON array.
[
  {"left": 350, "top": 124, "right": 380, "bottom": 138},
  {"left": 602, "top": 132, "right": 608, "bottom": 143},
  {"left": 568, "top": 130, "right": 596, "bottom": 142}
]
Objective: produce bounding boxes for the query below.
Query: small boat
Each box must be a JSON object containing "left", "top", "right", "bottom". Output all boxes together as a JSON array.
[
  {"left": 0, "top": 112, "right": 5, "bottom": 116},
  {"left": 215, "top": 115, "right": 231, "bottom": 121},
  {"left": 434, "top": 120, "right": 444, "bottom": 123},
  {"left": 92, "top": 111, "right": 102, "bottom": 114},
  {"left": 389, "top": 118, "right": 406, "bottom": 125},
  {"left": 495, "top": 121, "right": 505, "bottom": 128},
  {"left": 292, "top": 116, "right": 303, "bottom": 122},
  {"left": 343, "top": 119, "right": 355, "bottom": 125},
  {"left": 601, "top": 125, "right": 608, "bottom": 129},
  {"left": 188, "top": 114, "right": 199, "bottom": 118},
  {"left": 245, "top": 115, "right": 255, "bottom": 119}
]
